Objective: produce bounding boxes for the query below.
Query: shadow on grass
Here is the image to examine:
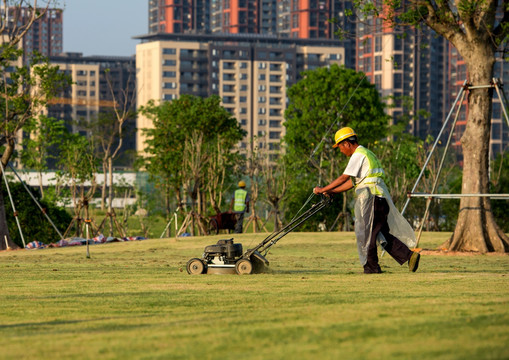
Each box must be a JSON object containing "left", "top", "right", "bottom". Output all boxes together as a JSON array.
[{"left": 0, "top": 314, "right": 154, "bottom": 330}]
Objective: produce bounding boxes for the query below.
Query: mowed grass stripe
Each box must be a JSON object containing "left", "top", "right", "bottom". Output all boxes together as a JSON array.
[{"left": 0, "top": 232, "right": 508, "bottom": 360}]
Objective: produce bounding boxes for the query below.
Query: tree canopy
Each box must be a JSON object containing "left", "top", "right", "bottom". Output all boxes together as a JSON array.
[{"left": 138, "top": 94, "right": 245, "bottom": 226}]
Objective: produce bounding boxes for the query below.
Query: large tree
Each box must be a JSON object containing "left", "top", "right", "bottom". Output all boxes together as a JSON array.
[{"left": 353, "top": 0, "right": 509, "bottom": 252}]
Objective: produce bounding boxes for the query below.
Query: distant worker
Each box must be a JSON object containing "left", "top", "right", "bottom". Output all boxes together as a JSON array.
[
  {"left": 230, "top": 180, "right": 250, "bottom": 233},
  {"left": 313, "top": 127, "right": 420, "bottom": 274}
]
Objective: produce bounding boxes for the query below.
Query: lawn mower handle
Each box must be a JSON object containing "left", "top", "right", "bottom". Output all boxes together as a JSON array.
[{"left": 245, "top": 194, "right": 332, "bottom": 257}]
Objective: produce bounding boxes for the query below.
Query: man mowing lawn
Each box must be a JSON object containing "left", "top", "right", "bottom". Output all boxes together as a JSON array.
[{"left": 313, "top": 127, "right": 421, "bottom": 274}]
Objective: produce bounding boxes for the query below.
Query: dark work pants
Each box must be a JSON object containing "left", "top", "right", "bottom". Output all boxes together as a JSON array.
[
  {"left": 364, "top": 196, "right": 413, "bottom": 273},
  {"left": 234, "top": 212, "right": 245, "bottom": 233}
]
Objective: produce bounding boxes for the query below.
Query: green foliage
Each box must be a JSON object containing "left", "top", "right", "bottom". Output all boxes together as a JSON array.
[
  {"left": 283, "top": 65, "right": 389, "bottom": 228},
  {"left": 490, "top": 152, "right": 509, "bottom": 232},
  {"left": 20, "top": 115, "right": 67, "bottom": 172},
  {"left": 138, "top": 94, "right": 246, "bottom": 208},
  {"left": 57, "top": 133, "right": 98, "bottom": 185},
  {"left": 0, "top": 46, "right": 71, "bottom": 138},
  {"left": 2, "top": 181, "right": 72, "bottom": 247}
]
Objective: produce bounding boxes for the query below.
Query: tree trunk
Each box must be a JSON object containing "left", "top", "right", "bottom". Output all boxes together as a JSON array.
[
  {"left": 165, "top": 191, "right": 171, "bottom": 238},
  {"left": 101, "top": 162, "right": 107, "bottom": 211},
  {"left": 0, "top": 144, "right": 20, "bottom": 250},
  {"left": 38, "top": 171, "right": 44, "bottom": 198},
  {"left": 443, "top": 47, "right": 509, "bottom": 253},
  {"left": 108, "top": 157, "right": 114, "bottom": 237},
  {"left": 342, "top": 192, "right": 350, "bottom": 231},
  {"left": 273, "top": 201, "right": 280, "bottom": 232},
  {"left": 0, "top": 183, "right": 19, "bottom": 250}
]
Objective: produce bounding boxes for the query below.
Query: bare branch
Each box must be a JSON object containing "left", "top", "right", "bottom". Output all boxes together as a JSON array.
[{"left": 1, "top": 0, "right": 52, "bottom": 48}]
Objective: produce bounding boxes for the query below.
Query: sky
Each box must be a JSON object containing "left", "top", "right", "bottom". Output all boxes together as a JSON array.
[{"left": 63, "top": 1, "right": 148, "bottom": 57}]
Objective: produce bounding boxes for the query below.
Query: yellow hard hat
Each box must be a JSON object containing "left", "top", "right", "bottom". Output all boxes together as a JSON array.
[
  {"left": 238, "top": 180, "right": 246, "bottom": 188},
  {"left": 333, "top": 127, "right": 357, "bottom": 148}
]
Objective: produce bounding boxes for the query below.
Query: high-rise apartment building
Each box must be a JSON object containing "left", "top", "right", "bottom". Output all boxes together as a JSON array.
[
  {"left": 148, "top": 1, "right": 355, "bottom": 67},
  {"left": 135, "top": 33, "right": 344, "bottom": 159},
  {"left": 148, "top": 0, "right": 210, "bottom": 34},
  {"left": 356, "top": 17, "right": 450, "bottom": 140},
  {"left": 448, "top": 50, "right": 509, "bottom": 159},
  {"left": 47, "top": 53, "right": 137, "bottom": 166},
  {"left": 1, "top": 6, "right": 63, "bottom": 62}
]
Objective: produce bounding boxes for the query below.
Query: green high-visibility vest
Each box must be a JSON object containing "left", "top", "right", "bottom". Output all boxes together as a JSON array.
[
  {"left": 234, "top": 189, "right": 248, "bottom": 212},
  {"left": 353, "top": 147, "right": 386, "bottom": 195}
]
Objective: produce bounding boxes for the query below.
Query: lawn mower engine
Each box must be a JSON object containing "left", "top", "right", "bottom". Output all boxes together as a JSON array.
[{"left": 186, "top": 238, "right": 268, "bottom": 275}]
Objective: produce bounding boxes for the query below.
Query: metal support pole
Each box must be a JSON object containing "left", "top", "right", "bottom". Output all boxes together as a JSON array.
[
  {"left": 401, "top": 80, "right": 468, "bottom": 215},
  {"left": 84, "top": 199, "right": 91, "bottom": 259},
  {"left": 7, "top": 163, "right": 64, "bottom": 240},
  {"left": 493, "top": 78, "right": 509, "bottom": 129},
  {"left": 160, "top": 208, "right": 179, "bottom": 238},
  {"left": 414, "top": 88, "right": 466, "bottom": 247},
  {"left": 408, "top": 193, "right": 509, "bottom": 199},
  {"left": 0, "top": 161, "right": 26, "bottom": 247}
]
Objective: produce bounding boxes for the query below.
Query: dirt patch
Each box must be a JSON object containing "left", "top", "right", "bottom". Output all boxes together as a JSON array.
[{"left": 418, "top": 248, "right": 509, "bottom": 256}]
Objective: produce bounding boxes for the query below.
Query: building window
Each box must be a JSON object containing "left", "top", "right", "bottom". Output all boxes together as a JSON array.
[
  {"left": 394, "top": 37, "right": 402, "bottom": 51},
  {"left": 269, "top": 131, "right": 280, "bottom": 139},
  {"left": 163, "top": 71, "right": 176, "bottom": 78},
  {"left": 394, "top": 73, "right": 402, "bottom": 89},
  {"left": 375, "top": 74, "right": 381, "bottom": 91},
  {"left": 163, "top": 48, "right": 177, "bottom": 55},
  {"left": 375, "top": 37, "right": 382, "bottom": 52}
]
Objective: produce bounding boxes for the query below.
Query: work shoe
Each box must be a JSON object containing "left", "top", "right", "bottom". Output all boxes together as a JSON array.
[
  {"left": 363, "top": 264, "right": 383, "bottom": 274},
  {"left": 408, "top": 252, "right": 421, "bottom": 272}
]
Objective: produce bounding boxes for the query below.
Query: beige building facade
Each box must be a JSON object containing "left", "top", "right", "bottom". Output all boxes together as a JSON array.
[{"left": 136, "top": 33, "right": 344, "bottom": 159}]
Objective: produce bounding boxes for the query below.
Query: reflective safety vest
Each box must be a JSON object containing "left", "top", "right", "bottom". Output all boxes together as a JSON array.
[
  {"left": 234, "top": 189, "right": 248, "bottom": 212},
  {"left": 353, "top": 146, "right": 386, "bottom": 195}
]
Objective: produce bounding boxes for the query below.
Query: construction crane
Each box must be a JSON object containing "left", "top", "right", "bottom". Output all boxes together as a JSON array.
[{"left": 48, "top": 98, "right": 117, "bottom": 107}]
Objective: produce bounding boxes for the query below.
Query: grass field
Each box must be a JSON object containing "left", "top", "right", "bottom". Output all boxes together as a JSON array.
[{"left": 1, "top": 231, "right": 508, "bottom": 360}]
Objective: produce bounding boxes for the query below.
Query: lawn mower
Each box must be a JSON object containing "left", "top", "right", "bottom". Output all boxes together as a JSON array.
[{"left": 186, "top": 195, "right": 332, "bottom": 275}]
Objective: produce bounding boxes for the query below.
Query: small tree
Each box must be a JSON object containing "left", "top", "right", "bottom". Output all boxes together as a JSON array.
[
  {"left": 261, "top": 151, "right": 288, "bottom": 232},
  {"left": 20, "top": 115, "right": 66, "bottom": 197},
  {"left": 57, "top": 133, "right": 98, "bottom": 237}
]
